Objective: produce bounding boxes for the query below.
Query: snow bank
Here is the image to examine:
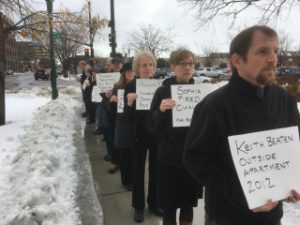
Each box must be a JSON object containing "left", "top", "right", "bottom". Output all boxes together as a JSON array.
[{"left": 0, "top": 88, "right": 82, "bottom": 225}]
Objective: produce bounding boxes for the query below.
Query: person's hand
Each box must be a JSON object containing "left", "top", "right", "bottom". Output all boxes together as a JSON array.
[
  {"left": 110, "top": 95, "right": 118, "bottom": 103},
  {"left": 106, "top": 90, "right": 113, "bottom": 98},
  {"left": 252, "top": 199, "right": 278, "bottom": 213},
  {"left": 285, "top": 189, "right": 300, "bottom": 203},
  {"left": 127, "top": 93, "right": 138, "bottom": 106},
  {"left": 76, "top": 75, "right": 81, "bottom": 82},
  {"left": 159, "top": 98, "right": 176, "bottom": 112}
]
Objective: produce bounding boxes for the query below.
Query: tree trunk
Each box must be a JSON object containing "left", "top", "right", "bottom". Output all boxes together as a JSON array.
[{"left": 0, "top": 13, "right": 6, "bottom": 125}]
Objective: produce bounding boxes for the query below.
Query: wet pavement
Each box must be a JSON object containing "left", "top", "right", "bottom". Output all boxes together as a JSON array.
[{"left": 84, "top": 123, "right": 205, "bottom": 225}]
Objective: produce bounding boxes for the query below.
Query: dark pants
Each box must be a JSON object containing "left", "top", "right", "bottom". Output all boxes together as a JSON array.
[
  {"left": 83, "top": 90, "right": 95, "bottom": 122},
  {"left": 118, "top": 147, "right": 132, "bottom": 186},
  {"left": 132, "top": 133, "right": 158, "bottom": 210},
  {"left": 102, "top": 127, "right": 113, "bottom": 155},
  {"left": 205, "top": 213, "right": 281, "bottom": 225},
  {"left": 163, "top": 207, "right": 193, "bottom": 225}
]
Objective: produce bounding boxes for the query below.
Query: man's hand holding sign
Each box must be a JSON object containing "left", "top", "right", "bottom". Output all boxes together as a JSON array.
[{"left": 228, "top": 126, "right": 300, "bottom": 212}]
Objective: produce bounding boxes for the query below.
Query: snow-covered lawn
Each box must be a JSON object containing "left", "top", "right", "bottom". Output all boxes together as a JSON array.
[{"left": 0, "top": 86, "right": 82, "bottom": 225}]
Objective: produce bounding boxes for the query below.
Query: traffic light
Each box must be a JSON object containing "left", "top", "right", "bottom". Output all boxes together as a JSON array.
[
  {"left": 84, "top": 48, "right": 89, "bottom": 57},
  {"left": 108, "top": 33, "right": 117, "bottom": 48}
]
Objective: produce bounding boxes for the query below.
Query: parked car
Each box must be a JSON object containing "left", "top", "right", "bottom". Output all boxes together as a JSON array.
[
  {"left": 195, "top": 67, "right": 223, "bottom": 78},
  {"left": 56, "top": 68, "right": 63, "bottom": 75},
  {"left": 192, "top": 72, "right": 212, "bottom": 83},
  {"left": 153, "top": 68, "right": 171, "bottom": 79},
  {"left": 4, "top": 70, "right": 14, "bottom": 75},
  {"left": 276, "top": 66, "right": 300, "bottom": 78},
  {"left": 219, "top": 68, "right": 232, "bottom": 80},
  {"left": 34, "top": 69, "right": 50, "bottom": 80}
]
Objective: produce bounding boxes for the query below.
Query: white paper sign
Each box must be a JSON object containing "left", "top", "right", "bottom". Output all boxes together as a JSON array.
[
  {"left": 136, "top": 79, "right": 163, "bottom": 110},
  {"left": 96, "top": 72, "right": 120, "bottom": 93},
  {"left": 117, "top": 89, "right": 125, "bottom": 113},
  {"left": 171, "top": 84, "right": 217, "bottom": 127},
  {"left": 91, "top": 86, "right": 102, "bottom": 103},
  {"left": 228, "top": 126, "right": 300, "bottom": 209}
]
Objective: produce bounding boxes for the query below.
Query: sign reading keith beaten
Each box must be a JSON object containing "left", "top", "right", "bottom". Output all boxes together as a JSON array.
[{"left": 228, "top": 126, "right": 300, "bottom": 209}]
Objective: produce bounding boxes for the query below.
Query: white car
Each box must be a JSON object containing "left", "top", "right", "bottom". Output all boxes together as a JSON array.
[
  {"left": 195, "top": 67, "right": 223, "bottom": 78},
  {"left": 192, "top": 72, "right": 212, "bottom": 83}
]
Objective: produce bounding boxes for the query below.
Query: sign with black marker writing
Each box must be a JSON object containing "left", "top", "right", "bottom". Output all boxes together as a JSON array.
[
  {"left": 171, "top": 84, "right": 217, "bottom": 127},
  {"left": 136, "top": 79, "right": 162, "bottom": 110},
  {"left": 117, "top": 89, "right": 125, "bottom": 113},
  {"left": 91, "top": 86, "right": 102, "bottom": 103},
  {"left": 228, "top": 126, "right": 300, "bottom": 209},
  {"left": 96, "top": 72, "right": 120, "bottom": 93}
]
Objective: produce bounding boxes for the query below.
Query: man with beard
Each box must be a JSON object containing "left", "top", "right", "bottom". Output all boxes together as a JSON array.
[{"left": 183, "top": 25, "right": 300, "bottom": 225}]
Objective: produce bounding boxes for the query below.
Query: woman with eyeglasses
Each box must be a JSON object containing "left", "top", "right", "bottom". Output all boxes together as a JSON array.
[
  {"left": 124, "top": 51, "right": 162, "bottom": 223},
  {"left": 147, "top": 48, "right": 202, "bottom": 225}
]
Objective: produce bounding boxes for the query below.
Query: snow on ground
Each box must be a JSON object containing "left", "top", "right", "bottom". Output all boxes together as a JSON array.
[{"left": 0, "top": 86, "right": 83, "bottom": 225}]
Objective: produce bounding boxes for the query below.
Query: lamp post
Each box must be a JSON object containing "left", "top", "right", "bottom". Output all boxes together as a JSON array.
[
  {"left": 46, "top": 0, "right": 58, "bottom": 100},
  {"left": 0, "top": 9, "right": 6, "bottom": 125},
  {"left": 88, "top": 1, "right": 94, "bottom": 59}
]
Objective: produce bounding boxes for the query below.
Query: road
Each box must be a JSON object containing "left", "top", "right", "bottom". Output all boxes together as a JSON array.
[{"left": 4, "top": 72, "right": 78, "bottom": 91}]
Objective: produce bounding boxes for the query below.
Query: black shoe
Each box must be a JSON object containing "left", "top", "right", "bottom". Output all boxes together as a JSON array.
[
  {"left": 108, "top": 165, "right": 119, "bottom": 174},
  {"left": 124, "top": 184, "right": 132, "bottom": 191},
  {"left": 86, "top": 120, "right": 95, "bottom": 124},
  {"left": 103, "top": 154, "right": 111, "bottom": 161},
  {"left": 133, "top": 209, "right": 144, "bottom": 223},
  {"left": 148, "top": 206, "right": 163, "bottom": 217},
  {"left": 93, "top": 129, "right": 102, "bottom": 135}
]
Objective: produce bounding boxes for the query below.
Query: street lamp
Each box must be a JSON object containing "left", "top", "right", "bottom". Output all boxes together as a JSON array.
[
  {"left": 88, "top": 1, "right": 94, "bottom": 59},
  {"left": 46, "top": 0, "right": 58, "bottom": 100}
]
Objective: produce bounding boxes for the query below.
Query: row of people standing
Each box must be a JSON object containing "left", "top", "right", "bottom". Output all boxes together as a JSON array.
[
  {"left": 79, "top": 25, "right": 300, "bottom": 225},
  {"left": 104, "top": 50, "right": 202, "bottom": 225}
]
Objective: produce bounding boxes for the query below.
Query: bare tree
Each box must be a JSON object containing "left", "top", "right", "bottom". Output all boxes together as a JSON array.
[
  {"left": 1, "top": 0, "right": 39, "bottom": 125},
  {"left": 178, "top": 0, "right": 300, "bottom": 27},
  {"left": 278, "top": 29, "right": 293, "bottom": 66},
  {"left": 201, "top": 43, "right": 217, "bottom": 67},
  {"left": 24, "top": 4, "right": 107, "bottom": 75},
  {"left": 126, "top": 24, "right": 174, "bottom": 57}
]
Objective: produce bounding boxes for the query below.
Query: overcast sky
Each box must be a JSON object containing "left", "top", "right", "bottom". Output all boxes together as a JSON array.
[{"left": 47, "top": 0, "right": 300, "bottom": 58}]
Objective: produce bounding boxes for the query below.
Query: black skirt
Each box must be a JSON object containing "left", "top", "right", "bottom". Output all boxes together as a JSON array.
[{"left": 158, "top": 163, "right": 202, "bottom": 209}]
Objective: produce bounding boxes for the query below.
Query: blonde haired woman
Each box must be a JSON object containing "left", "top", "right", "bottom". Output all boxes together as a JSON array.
[{"left": 124, "top": 51, "right": 162, "bottom": 222}]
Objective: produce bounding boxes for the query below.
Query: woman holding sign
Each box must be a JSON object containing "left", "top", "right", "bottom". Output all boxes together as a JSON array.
[
  {"left": 124, "top": 51, "right": 162, "bottom": 223},
  {"left": 147, "top": 48, "right": 201, "bottom": 225},
  {"left": 109, "top": 62, "right": 135, "bottom": 190}
]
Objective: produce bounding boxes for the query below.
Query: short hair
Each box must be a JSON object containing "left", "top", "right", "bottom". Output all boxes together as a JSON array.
[
  {"left": 132, "top": 51, "right": 157, "bottom": 75},
  {"left": 79, "top": 61, "right": 87, "bottom": 67},
  {"left": 169, "top": 48, "right": 195, "bottom": 65},
  {"left": 230, "top": 25, "right": 278, "bottom": 71}
]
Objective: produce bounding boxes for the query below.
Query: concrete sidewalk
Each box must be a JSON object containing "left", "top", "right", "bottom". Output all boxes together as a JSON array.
[{"left": 84, "top": 124, "right": 205, "bottom": 225}]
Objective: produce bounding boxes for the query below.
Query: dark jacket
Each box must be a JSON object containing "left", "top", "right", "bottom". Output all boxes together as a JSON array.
[
  {"left": 124, "top": 79, "right": 150, "bottom": 139},
  {"left": 183, "top": 72, "right": 300, "bottom": 225},
  {"left": 147, "top": 76, "right": 194, "bottom": 167},
  {"left": 113, "top": 83, "right": 135, "bottom": 148}
]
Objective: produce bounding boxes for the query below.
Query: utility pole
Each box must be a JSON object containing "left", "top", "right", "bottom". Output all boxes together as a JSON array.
[
  {"left": 46, "top": 0, "right": 58, "bottom": 100},
  {"left": 88, "top": 1, "right": 94, "bottom": 59},
  {"left": 0, "top": 11, "right": 6, "bottom": 125},
  {"left": 109, "top": 0, "right": 116, "bottom": 56}
]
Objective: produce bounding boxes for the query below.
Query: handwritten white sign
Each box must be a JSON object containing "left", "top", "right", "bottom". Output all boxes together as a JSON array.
[
  {"left": 136, "top": 79, "right": 163, "bottom": 110},
  {"left": 228, "top": 126, "right": 300, "bottom": 209},
  {"left": 91, "top": 86, "right": 102, "bottom": 103},
  {"left": 96, "top": 72, "right": 120, "bottom": 93},
  {"left": 117, "top": 89, "right": 125, "bottom": 113},
  {"left": 171, "top": 84, "right": 217, "bottom": 127}
]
